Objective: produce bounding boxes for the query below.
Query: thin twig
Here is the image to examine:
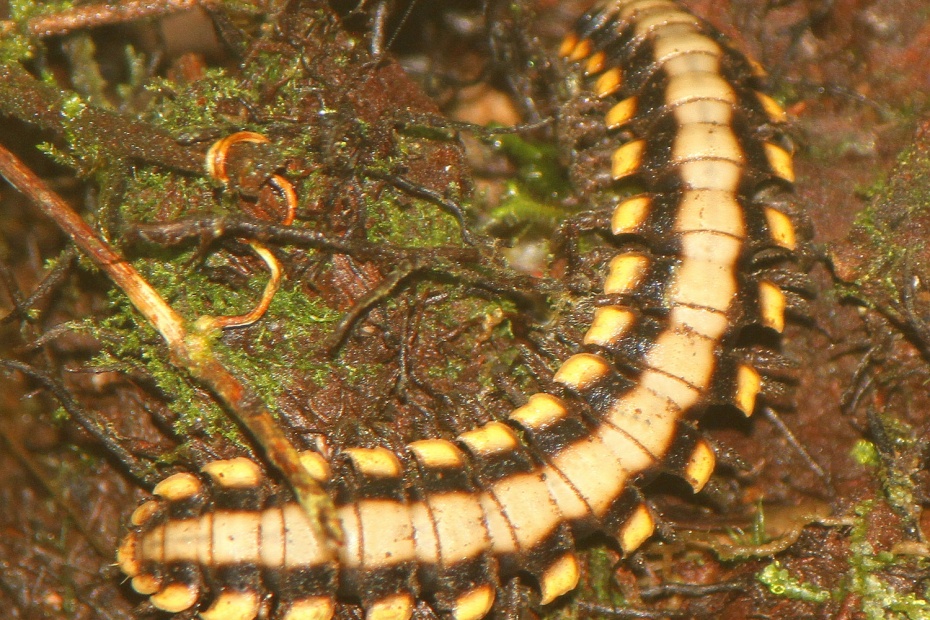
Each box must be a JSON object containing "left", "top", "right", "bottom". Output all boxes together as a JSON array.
[
  {"left": 15, "top": 0, "right": 203, "bottom": 38},
  {"left": 0, "top": 246, "right": 78, "bottom": 325},
  {"left": 0, "top": 142, "right": 342, "bottom": 550},
  {"left": 0, "top": 359, "right": 155, "bottom": 486}
]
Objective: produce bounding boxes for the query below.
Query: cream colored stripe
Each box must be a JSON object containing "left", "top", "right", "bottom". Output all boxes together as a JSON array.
[
  {"left": 643, "top": 328, "right": 717, "bottom": 391},
  {"left": 663, "top": 52, "right": 720, "bottom": 78},
  {"left": 618, "top": 0, "right": 681, "bottom": 21},
  {"left": 678, "top": 159, "right": 741, "bottom": 191},
  {"left": 674, "top": 189, "right": 745, "bottom": 237},
  {"left": 212, "top": 512, "right": 260, "bottom": 564},
  {"left": 668, "top": 304, "right": 729, "bottom": 340},
  {"left": 421, "top": 492, "right": 490, "bottom": 565},
  {"left": 281, "top": 504, "right": 336, "bottom": 568},
  {"left": 665, "top": 73, "right": 736, "bottom": 107},
  {"left": 545, "top": 433, "right": 631, "bottom": 517},
  {"left": 673, "top": 123, "right": 743, "bottom": 165},
  {"left": 488, "top": 472, "right": 563, "bottom": 550},
  {"left": 653, "top": 29, "right": 721, "bottom": 65},
  {"left": 604, "top": 385, "right": 680, "bottom": 457},
  {"left": 634, "top": 9, "right": 700, "bottom": 36},
  {"left": 666, "top": 234, "right": 741, "bottom": 311},
  {"left": 638, "top": 366, "right": 701, "bottom": 411}
]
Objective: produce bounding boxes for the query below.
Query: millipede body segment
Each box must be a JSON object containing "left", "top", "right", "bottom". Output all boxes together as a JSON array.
[{"left": 117, "top": 1, "right": 805, "bottom": 618}]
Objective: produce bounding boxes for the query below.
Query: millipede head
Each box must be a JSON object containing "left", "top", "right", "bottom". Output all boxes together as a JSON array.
[{"left": 116, "top": 533, "right": 140, "bottom": 577}]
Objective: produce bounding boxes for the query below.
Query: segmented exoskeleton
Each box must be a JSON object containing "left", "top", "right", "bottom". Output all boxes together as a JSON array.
[{"left": 118, "top": 1, "right": 807, "bottom": 618}]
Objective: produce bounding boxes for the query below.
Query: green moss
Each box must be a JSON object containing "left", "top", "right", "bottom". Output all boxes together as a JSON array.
[
  {"left": 844, "top": 502, "right": 930, "bottom": 620},
  {"left": 366, "top": 191, "right": 461, "bottom": 248},
  {"left": 4, "top": 0, "right": 75, "bottom": 63},
  {"left": 0, "top": 30, "right": 35, "bottom": 63},
  {"left": 144, "top": 69, "right": 245, "bottom": 134},
  {"left": 491, "top": 132, "right": 569, "bottom": 201},
  {"left": 586, "top": 547, "right": 628, "bottom": 604},
  {"left": 487, "top": 181, "right": 571, "bottom": 232},
  {"left": 483, "top": 131, "right": 574, "bottom": 234},
  {"left": 757, "top": 562, "right": 831, "bottom": 603},
  {"left": 35, "top": 141, "right": 79, "bottom": 169},
  {"left": 852, "top": 439, "right": 882, "bottom": 467},
  {"left": 8, "top": 0, "right": 76, "bottom": 19}
]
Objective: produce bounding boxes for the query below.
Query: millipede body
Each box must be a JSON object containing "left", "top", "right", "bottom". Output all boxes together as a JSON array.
[{"left": 117, "top": 1, "right": 805, "bottom": 618}]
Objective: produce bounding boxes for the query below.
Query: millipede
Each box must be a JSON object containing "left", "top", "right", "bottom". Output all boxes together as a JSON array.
[{"left": 117, "top": 1, "right": 809, "bottom": 618}]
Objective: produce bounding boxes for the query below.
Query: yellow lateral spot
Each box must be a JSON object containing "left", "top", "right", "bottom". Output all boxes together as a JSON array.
[
  {"left": 298, "top": 450, "right": 332, "bottom": 482},
  {"left": 459, "top": 422, "right": 519, "bottom": 456},
  {"left": 345, "top": 447, "right": 403, "bottom": 478},
  {"left": 558, "top": 33, "right": 579, "bottom": 58},
  {"left": 149, "top": 582, "right": 199, "bottom": 613},
  {"left": 281, "top": 597, "right": 336, "bottom": 620},
  {"left": 568, "top": 38, "right": 593, "bottom": 61},
  {"left": 130, "top": 501, "right": 160, "bottom": 527},
  {"left": 539, "top": 553, "right": 581, "bottom": 604},
  {"left": 682, "top": 439, "right": 715, "bottom": 492},
  {"left": 509, "top": 393, "right": 568, "bottom": 430},
  {"left": 583, "top": 306, "right": 635, "bottom": 347},
  {"left": 605, "top": 97, "right": 638, "bottom": 129},
  {"left": 748, "top": 56, "right": 768, "bottom": 79},
  {"left": 755, "top": 91, "right": 787, "bottom": 123},
  {"left": 585, "top": 50, "right": 607, "bottom": 74},
  {"left": 603, "top": 253, "right": 649, "bottom": 295},
  {"left": 130, "top": 574, "right": 160, "bottom": 595},
  {"left": 407, "top": 438, "right": 465, "bottom": 469},
  {"left": 735, "top": 364, "right": 761, "bottom": 416},
  {"left": 453, "top": 585, "right": 496, "bottom": 620},
  {"left": 764, "top": 142, "right": 795, "bottom": 183},
  {"left": 365, "top": 593, "right": 414, "bottom": 620},
  {"left": 611, "top": 194, "right": 651, "bottom": 234},
  {"left": 202, "top": 457, "right": 263, "bottom": 489},
  {"left": 611, "top": 139, "right": 646, "bottom": 179},
  {"left": 595, "top": 67, "right": 623, "bottom": 97},
  {"left": 764, "top": 207, "right": 797, "bottom": 250},
  {"left": 117, "top": 534, "right": 140, "bottom": 577},
  {"left": 152, "top": 472, "right": 202, "bottom": 501},
  {"left": 200, "top": 591, "right": 260, "bottom": 620},
  {"left": 553, "top": 353, "right": 611, "bottom": 390},
  {"left": 758, "top": 281, "right": 786, "bottom": 333},
  {"left": 619, "top": 504, "right": 655, "bottom": 555}
]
